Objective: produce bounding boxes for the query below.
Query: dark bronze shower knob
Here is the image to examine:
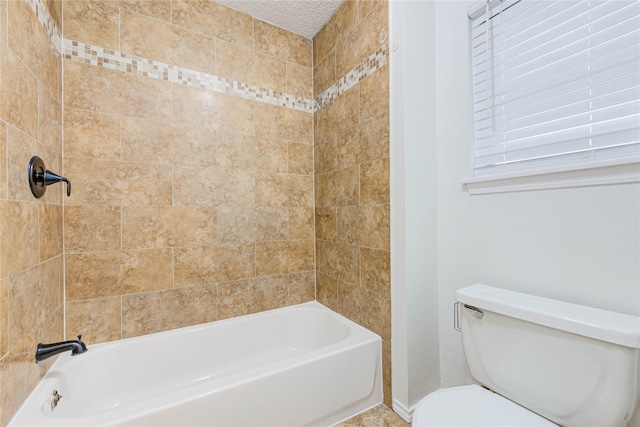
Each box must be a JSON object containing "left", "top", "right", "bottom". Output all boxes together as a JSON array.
[{"left": 28, "top": 156, "right": 71, "bottom": 198}]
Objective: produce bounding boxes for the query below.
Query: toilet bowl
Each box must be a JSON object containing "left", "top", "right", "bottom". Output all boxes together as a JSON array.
[
  {"left": 412, "top": 385, "right": 555, "bottom": 426},
  {"left": 412, "top": 284, "right": 640, "bottom": 427}
]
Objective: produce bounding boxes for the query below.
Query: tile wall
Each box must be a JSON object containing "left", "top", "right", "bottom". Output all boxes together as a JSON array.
[
  {"left": 312, "top": 0, "right": 391, "bottom": 406},
  {"left": 0, "top": 0, "right": 391, "bottom": 423},
  {"left": 62, "top": 0, "right": 315, "bottom": 344},
  {"left": 0, "top": 0, "right": 64, "bottom": 424}
]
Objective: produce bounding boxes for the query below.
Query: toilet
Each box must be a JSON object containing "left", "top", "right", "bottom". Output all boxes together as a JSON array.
[{"left": 413, "top": 284, "right": 640, "bottom": 427}]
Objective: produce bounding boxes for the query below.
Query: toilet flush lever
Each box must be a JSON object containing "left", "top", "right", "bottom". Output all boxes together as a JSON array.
[
  {"left": 454, "top": 302, "right": 484, "bottom": 331},
  {"left": 464, "top": 304, "right": 484, "bottom": 319}
]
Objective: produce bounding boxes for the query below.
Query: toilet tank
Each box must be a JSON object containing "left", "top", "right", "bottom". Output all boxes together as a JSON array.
[{"left": 457, "top": 284, "right": 640, "bottom": 427}]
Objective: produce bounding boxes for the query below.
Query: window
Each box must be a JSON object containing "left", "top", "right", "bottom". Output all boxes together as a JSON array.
[{"left": 466, "top": 0, "right": 639, "bottom": 192}]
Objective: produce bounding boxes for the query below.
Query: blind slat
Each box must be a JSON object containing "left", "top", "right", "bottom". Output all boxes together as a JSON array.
[
  {"left": 470, "top": 0, "right": 640, "bottom": 177},
  {"left": 474, "top": 86, "right": 640, "bottom": 136},
  {"left": 476, "top": 111, "right": 640, "bottom": 153},
  {"left": 473, "top": 61, "right": 640, "bottom": 114}
]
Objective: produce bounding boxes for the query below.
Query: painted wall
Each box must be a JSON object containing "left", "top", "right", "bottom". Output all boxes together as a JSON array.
[
  {"left": 0, "top": 0, "right": 64, "bottom": 424},
  {"left": 62, "top": 0, "right": 315, "bottom": 343},
  {"left": 312, "top": 0, "right": 392, "bottom": 405},
  {"left": 389, "top": 0, "right": 440, "bottom": 415},
  {"left": 391, "top": 1, "right": 640, "bottom": 422},
  {"left": 435, "top": 0, "right": 640, "bottom": 388}
]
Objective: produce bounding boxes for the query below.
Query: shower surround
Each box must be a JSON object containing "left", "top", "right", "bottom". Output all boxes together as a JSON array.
[
  {"left": 61, "top": 0, "right": 315, "bottom": 343},
  {"left": 0, "top": 0, "right": 390, "bottom": 424}
]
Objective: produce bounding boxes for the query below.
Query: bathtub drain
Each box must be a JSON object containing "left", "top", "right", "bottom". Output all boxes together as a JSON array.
[{"left": 50, "top": 390, "right": 62, "bottom": 411}]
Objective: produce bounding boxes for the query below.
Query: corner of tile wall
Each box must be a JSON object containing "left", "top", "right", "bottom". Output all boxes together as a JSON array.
[
  {"left": 312, "top": 0, "right": 391, "bottom": 406},
  {"left": 0, "top": 0, "right": 63, "bottom": 425}
]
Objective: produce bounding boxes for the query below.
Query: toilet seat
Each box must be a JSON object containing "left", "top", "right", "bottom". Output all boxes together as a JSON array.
[{"left": 412, "top": 385, "right": 557, "bottom": 426}]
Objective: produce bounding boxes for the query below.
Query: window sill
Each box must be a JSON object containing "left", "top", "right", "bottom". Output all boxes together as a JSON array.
[{"left": 462, "top": 160, "right": 640, "bottom": 195}]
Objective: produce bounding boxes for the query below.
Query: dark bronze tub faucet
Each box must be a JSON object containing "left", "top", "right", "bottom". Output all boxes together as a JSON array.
[{"left": 35, "top": 335, "right": 88, "bottom": 363}]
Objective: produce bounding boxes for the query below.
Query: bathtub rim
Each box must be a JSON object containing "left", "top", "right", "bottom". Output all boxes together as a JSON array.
[{"left": 83, "top": 300, "right": 363, "bottom": 353}]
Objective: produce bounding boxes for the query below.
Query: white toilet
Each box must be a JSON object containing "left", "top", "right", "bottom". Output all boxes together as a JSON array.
[{"left": 412, "top": 284, "right": 640, "bottom": 427}]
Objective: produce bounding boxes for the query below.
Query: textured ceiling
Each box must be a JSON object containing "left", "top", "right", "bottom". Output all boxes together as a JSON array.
[{"left": 215, "top": 0, "right": 344, "bottom": 39}]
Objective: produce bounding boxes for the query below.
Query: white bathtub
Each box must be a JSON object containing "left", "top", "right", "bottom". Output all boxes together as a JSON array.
[{"left": 9, "top": 302, "right": 382, "bottom": 426}]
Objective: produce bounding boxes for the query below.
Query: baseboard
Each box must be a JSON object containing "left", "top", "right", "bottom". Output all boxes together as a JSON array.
[{"left": 392, "top": 399, "right": 415, "bottom": 423}]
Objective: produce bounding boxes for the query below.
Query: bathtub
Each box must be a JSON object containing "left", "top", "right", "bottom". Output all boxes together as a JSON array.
[{"left": 9, "top": 302, "right": 382, "bottom": 426}]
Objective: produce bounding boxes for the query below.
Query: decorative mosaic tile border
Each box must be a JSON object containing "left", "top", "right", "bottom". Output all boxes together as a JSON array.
[
  {"left": 314, "top": 45, "right": 389, "bottom": 111},
  {"left": 26, "top": 0, "right": 390, "bottom": 113},
  {"left": 63, "top": 39, "right": 316, "bottom": 113},
  {"left": 26, "top": 0, "right": 61, "bottom": 53}
]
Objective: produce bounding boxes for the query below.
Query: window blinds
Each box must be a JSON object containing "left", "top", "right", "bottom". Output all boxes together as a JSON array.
[{"left": 470, "top": 0, "right": 640, "bottom": 178}]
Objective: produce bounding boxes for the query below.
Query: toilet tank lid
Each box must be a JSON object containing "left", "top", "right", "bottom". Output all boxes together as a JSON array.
[{"left": 457, "top": 284, "right": 640, "bottom": 349}]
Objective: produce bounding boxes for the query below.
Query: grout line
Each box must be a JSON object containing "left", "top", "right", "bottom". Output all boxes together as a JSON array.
[
  {"left": 251, "top": 17, "right": 255, "bottom": 51},
  {"left": 171, "top": 247, "right": 175, "bottom": 289},
  {"left": 215, "top": 281, "right": 219, "bottom": 321},
  {"left": 120, "top": 295, "right": 123, "bottom": 340},
  {"left": 119, "top": 206, "right": 123, "bottom": 251},
  {"left": 119, "top": 116, "right": 122, "bottom": 161},
  {"left": 118, "top": 7, "right": 121, "bottom": 53},
  {"left": 311, "top": 53, "right": 318, "bottom": 302}
]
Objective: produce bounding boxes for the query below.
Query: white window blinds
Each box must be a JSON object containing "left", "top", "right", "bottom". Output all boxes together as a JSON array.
[{"left": 470, "top": 0, "right": 640, "bottom": 178}]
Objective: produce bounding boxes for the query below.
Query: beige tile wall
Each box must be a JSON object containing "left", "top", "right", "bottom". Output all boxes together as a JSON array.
[
  {"left": 0, "top": 0, "right": 391, "bottom": 423},
  {"left": 0, "top": 0, "right": 64, "bottom": 424},
  {"left": 62, "top": 0, "right": 315, "bottom": 344},
  {"left": 312, "top": 0, "right": 392, "bottom": 406}
]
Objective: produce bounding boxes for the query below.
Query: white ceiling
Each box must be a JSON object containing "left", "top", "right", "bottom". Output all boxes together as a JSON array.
[{"left": 215, "top": 0, "right": 344, "bottom": 39}]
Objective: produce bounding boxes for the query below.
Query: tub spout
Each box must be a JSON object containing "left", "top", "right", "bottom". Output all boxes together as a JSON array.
[{"left": 36, "top": 335, "right": 87, "bottom": 363}]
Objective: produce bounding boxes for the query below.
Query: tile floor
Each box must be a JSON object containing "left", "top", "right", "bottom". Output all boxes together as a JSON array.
[{"left": 338, "top": 404, "right": 410, "bottom": 427}]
